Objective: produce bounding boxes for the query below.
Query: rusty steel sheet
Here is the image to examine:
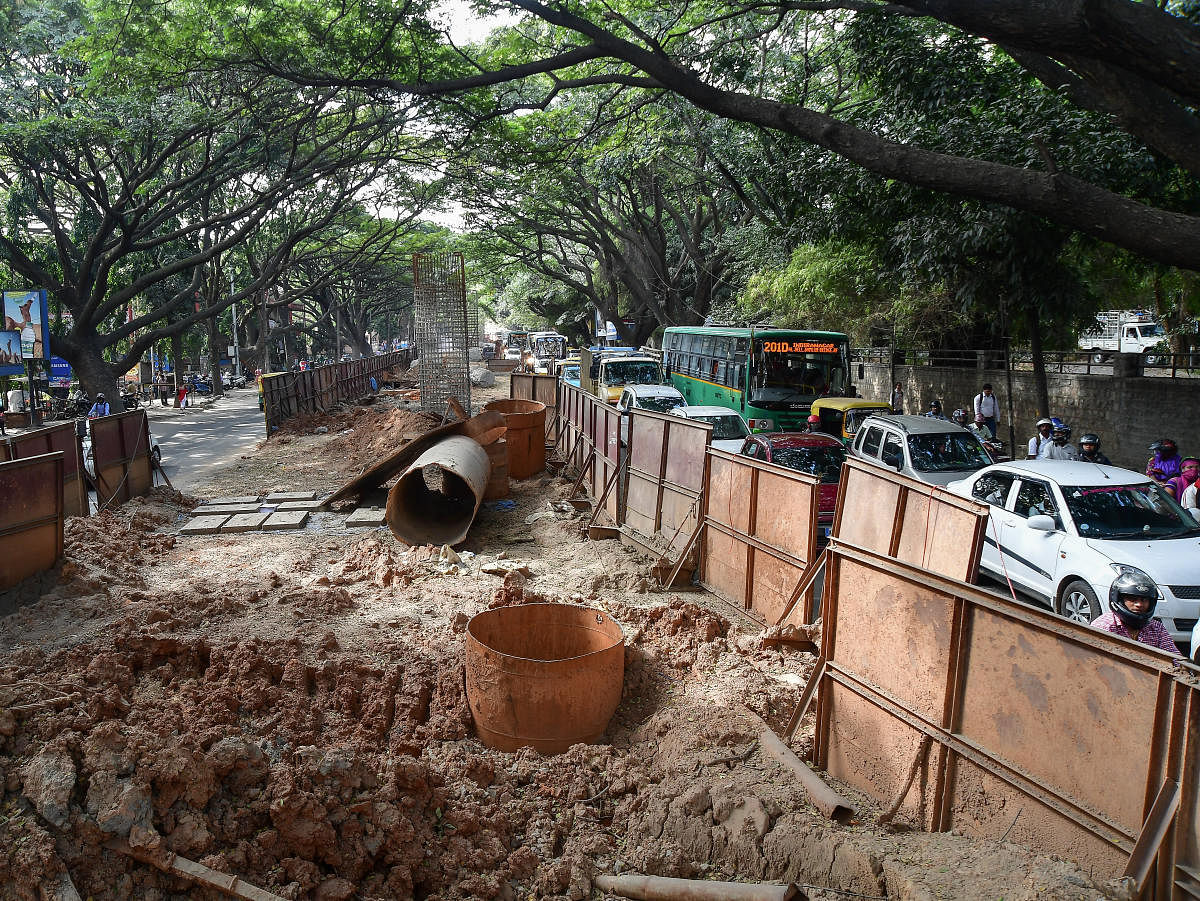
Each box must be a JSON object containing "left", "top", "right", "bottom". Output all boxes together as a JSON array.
[
  {"left": 6, "top": 421, "right": 87, "bottom": 517},
  {"left": 698, "top": 448, "right": 819, "bottom": 623},
  {"left": 623, "top": 409, "right": 709, "bottom": 557},
  {"left": 0, "top": 452, "right": 65, "bottom": 590},
  {"left": 813, "top": 539, "right": 1193, "bottom": 888},
  {"left": 510, "top": 373, "right": 559, "bottom": 439},
  {"left": 591, "top": 401, "right": 622, "bottom": 522},
  {"left": 557, "top": 384, "right": 592, "bottom": 476},
  {"left": 261, "top": 352, "right": 410, "bottom": 435},
  {"left": 833, "top": 458, "right": 987, "bottom": 582},
  {"left": 90, "top": 410, "right": 154, "bottom": 509}
]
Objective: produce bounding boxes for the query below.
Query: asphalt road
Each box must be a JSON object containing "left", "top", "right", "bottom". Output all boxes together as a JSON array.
[{"left": 145, "top": 387, "right": 265, "bottom": 493}]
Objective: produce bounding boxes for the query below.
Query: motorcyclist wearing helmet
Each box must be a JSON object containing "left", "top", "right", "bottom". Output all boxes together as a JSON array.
[
  {"left": 87, "top": 392, "right": 110, "bottom": 419},
  {"left": 1077, "top": 433, "right": 1111, "bottom": 465},
  {"left": 804, "top": 413, "right": 821, "bottom": 433},
  {"left": 1147, "top": 438, "right": 1182, "bottom": 483},
  {"left": 1091, "top": 571, "right": 1180, "bottom": 654},
  {"left": 924, "top": 400, "right": 949, "bottom": 421},
  {"left": 1027, "top": 417, "right": 1053, "bottom": 459},
  {"left": 951, "top": 408, "right": 968, "bottom": 426},
  {"left": 1038, "top": 419, "right": 1078, "bottom": 461}
]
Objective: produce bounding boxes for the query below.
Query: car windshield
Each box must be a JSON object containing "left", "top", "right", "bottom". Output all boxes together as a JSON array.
[
  {"left": 639, "top": 396, "right": 685, "bottom": 414},
  {"left": 606, "top": 360, "right": 661, "bottom": 386},
  {"left": 695, "top": 414, "right": 748, "bottom": 440},
  {"left": 562, "top": 365, "right": 580, "bottom": 380},
  {"left": 906, "top": 434, "right": 992, "bottom": 472},
  {"left": 844, "top": 407, "right": 889, "bottom": 435},
  {"left": 1062, "top": 483, "right": 1200, "bottom": 539},
  {"left": 772, "top": 445, "right": 846, "bottom": 483}
]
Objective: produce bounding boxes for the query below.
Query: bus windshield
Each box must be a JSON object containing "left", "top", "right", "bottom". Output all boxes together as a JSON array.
[
  {"left": 533, "top": 336, "right": 566, "bottom": 359},
  {"left": 606, "top": 360, "right": 661, "bottom": 386},
  {"left": 506, "top": 333, "right": 528, "bottom": 349},
  {"left": 750, "top": 340, "right": 846, "bottom": 409}
]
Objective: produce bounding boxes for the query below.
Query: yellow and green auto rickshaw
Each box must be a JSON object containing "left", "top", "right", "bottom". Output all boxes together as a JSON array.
[{"left": 810, "top": 397, "right": 893, "bottom": 445}]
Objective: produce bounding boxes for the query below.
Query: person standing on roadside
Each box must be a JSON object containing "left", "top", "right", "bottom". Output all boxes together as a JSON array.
[
  {"left": 973, "top": 383, "right": 999, "bottom": 437},
  {"left": 1027, "top": 418, "right": 1053, "bottom": 459},
  {"left": 891, "top": 381, "right": 904, "bottom": 414}
]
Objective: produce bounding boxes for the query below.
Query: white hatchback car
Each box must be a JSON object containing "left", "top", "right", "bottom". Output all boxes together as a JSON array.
[
  {"left": 948, "top": 460, "right": 1200, "bottom": 646},
  {"left": 669, "top": 405, "right": 751, "bottom": 452}
]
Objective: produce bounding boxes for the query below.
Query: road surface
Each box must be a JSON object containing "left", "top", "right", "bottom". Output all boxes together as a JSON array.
[{"left": 145, "top": 388, "right": 264, "bottom": 493}]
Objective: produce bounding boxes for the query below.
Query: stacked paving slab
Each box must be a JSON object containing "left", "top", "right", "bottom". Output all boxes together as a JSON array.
[{"left": 181, "top": 492, "right": 387, "bottom": 535}]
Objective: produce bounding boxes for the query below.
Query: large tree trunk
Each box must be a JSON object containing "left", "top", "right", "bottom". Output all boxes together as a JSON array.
[
  {"left": 170, "top": 332, "right": 184, "bottom": 402},
  {"left": 70, "top": 334, "right": 121, "bottom": 417},
  {"left": 1026, "top": 303, "right": 1051, "bottom": 419}
]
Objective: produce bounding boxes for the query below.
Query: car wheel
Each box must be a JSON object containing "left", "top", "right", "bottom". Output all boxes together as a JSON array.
[{"left": 1059, "top": 579, "right": 1101, "bottom": 624}]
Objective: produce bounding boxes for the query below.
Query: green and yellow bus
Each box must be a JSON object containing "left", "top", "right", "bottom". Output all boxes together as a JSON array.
[{"left": 662, "top": 326, "right": 852, "bottom": 432}]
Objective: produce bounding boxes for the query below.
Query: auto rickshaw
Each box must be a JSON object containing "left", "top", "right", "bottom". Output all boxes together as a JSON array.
[{"left": 811, "top": 397, "right": 893, "bottom": 445}]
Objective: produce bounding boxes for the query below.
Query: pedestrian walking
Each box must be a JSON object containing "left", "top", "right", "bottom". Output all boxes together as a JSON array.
[
  {"left": 973, "top": 383, "right": 999, "bottom": 437},
  {"left": 890, "top": 382, "right": 904, "bottom": 414}
]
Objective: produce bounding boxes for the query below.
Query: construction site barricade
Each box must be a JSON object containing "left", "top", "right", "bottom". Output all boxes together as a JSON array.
[
  {"left": 6, "top": 421, "right": 88, "bottom": 517},
  {"left": 0, "top": 451, "right": 64, "bottom": 591},
  {"left": 509, "top": 373, "right": 559, "bottom": 442},
  {"left": 622, "top": 408, "right": 709, "bottom": 559},
  {"left": 90, "top": 410, "right": 154, "bottom": 509},
  {"left": 261, "top": 351, "right": 410, "bottom": 435},
  {"left": 812, "top": 538, "right": 1196, "bottom": 894}
]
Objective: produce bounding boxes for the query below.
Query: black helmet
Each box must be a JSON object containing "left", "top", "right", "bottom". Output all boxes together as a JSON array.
[
  {"left": 1079, "top": 433, "right": 1100, "bottom": 448},
  {"left": 929, "top": 400, "right": 942, "bottom": 411},
  {"left": 1108, "top": 571, "right": 1158, "bottom": 630},
  {"left": 951, "top": 408, "right": 967, "bottom": 424},
  {"left": 96, "top": 392, "right": 105, "bottom": 400}
]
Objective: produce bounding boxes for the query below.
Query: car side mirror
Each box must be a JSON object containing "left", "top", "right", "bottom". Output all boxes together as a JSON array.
[{"left": 1027, "top": 514, "right": 1057, "bottom": 532}]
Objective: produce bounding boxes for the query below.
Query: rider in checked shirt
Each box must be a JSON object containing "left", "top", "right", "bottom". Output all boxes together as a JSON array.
[{"left": 1092, "top": 572, "right": 1180, "bottom": 655}]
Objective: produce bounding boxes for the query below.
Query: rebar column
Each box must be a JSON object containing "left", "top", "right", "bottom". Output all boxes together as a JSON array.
[{"left": 413, "top": 252, "right": 472, "bottom": 416}]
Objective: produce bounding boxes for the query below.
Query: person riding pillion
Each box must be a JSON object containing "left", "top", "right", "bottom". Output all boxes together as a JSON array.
[
  {"left": 87, "top": 392, "right": 110, "bottom": 418},
  {"left": 967, "top": 412, "right": 992, "bottom": 444},
  {"left": 1077, "top": 433, "right": 1111, "bottom": 465},
  {"left": 1038, "top": 419, "right": 1078, "bottom": 461},
  {"left": 1027, "top": 417, "right": 1053, "bottom": 459}
]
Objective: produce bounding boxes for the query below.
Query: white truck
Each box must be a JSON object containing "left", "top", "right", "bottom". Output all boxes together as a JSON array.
[
  {"left": 527, "top": 331, "right": 568, "bottom": 373},
  {"left": 1078, "top": 310, "right": 1167, "bottom": 363}
]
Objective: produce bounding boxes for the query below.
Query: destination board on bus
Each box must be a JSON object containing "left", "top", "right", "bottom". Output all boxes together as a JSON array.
[{"left": 761, "top": 341, "right": 839, "bottom": 354}]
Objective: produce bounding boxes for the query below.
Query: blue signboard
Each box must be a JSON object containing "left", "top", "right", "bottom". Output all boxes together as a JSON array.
[{"left": 49, "top": 356, "right": 72, "bottom": 386}]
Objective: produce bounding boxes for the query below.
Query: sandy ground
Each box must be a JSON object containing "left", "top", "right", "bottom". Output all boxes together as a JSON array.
[{"left": 0, "top": 377, "right": 1127, "bottom": 900}]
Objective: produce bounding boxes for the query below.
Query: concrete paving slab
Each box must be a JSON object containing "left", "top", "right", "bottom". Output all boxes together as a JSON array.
[
  {"left": 264, "top": 491, "right": 318, "bottom": 501},
  {"left": 200, "top": 496, "right": 261, "bottom": 506},
  {"left": 274, "top": 500, "right": 325, "bottom": 511},
  {"left": 191, "top": 503, "right": 263, "bottom": 516},
  {"left": 263, "top": 510, "right": 310, "bottom": 531},
  {"left": 220, "top": 512, "right": 271, "bottom": 533},
  {"left": 346, "top": 507, "right": 387, "bottom": 527},
  {"left": 180, "top": 515, "right": 230, "bottom": 535}
]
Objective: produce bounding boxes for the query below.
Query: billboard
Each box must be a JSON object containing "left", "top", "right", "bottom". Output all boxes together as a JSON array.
[
  {"left": 0, "top": 331, "right": 23, "bottom": 376},
  {"left": 49, "top": 357, "right": 72, "bottom": 387},
  {"left": 2, "top": 290, "right": 50, "bottom": 359}
]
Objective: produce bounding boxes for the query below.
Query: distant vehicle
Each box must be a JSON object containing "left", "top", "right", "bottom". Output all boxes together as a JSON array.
[
  {"left": 670, "top": 405, "right": 750, "bottom": 452},
  {"left": 1078, "top": 310, "right": 1167, "bottom": 363},
  {"left": 481, "top": 344, "right": 496, "bottom": 361},
  {"left": 947, "top": 460, "right": 1200, "bottom": 646},
  {"left": 740, "top": 431, "right": 846, "bottom": 541},
  {"left": 580, "top": 347, "right": 663, "bottom": 404},
  {"left": 504, "top": 330, "right": 530, "bottom": 361},
  {"left": 560, "top": 358, "right": 581, "bottom": 388},
  {"left": 663, "top": 326, "right": 852, "bottom": 433},
  {"left": 810, "top": 397, "right": 893, "bottom": 446},
  {"left": 528, "top": 331, "right": 568, "bottom": 373},
  {"left": 850, "top": 414, "right": 991, "bottom": 488}
]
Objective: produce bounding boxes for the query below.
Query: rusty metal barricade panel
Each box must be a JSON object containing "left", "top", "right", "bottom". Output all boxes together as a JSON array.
[
  {"left": 622, "top": 411, "right": 710, "bottom": 555},
  {"left": 833, "top": 458, "right": 986, "bottom": 582},
  {"left": 699, "top": 449, "right": 819, "bottom": 620},
  {"left": 0, "top": 452, "right": 64, "bottom": 590},
  {"left": 591, "top": 403, "right": 622, "bottom": 518},
  {"left": 91, "top": 410, "right": 153, "bottom": 509},
  {"left": 7, "top": 422, "right": 87, "bottom": 518},
  {"left": 955, "top": 603, "right": 1158, "bottom": 836},
  {"left": 814, "top": 540, "right": 1187, "bottom": 888}
]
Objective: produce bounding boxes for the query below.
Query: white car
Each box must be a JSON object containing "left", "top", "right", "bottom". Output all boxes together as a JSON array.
[
  {"left": 616, "top": 385, "right": 687, "bottom": 445},
  {"left": 948, "top": 460, "right": 1200, "bottom": 646},
  {"left": 669, "top": 405, "right": 751, "bottom": 452}
]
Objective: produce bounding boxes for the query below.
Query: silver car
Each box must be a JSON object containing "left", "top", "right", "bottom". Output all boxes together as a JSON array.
[{"left": 849, "top": 414, "right": 992, "bottom": 488}]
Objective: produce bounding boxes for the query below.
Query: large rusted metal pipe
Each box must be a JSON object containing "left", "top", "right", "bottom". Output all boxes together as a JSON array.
[
  {"left": 466, "top": 604, "right": 624, "bottom": 754},
  {"left": 593, "top": 873, "right": 801, "bottom": 901},
  {"left": 386, "top": 434, "right": 489, "bottom": 546},
  {"left": 744, "top": 707, "right": 854, "bottom": 824}
]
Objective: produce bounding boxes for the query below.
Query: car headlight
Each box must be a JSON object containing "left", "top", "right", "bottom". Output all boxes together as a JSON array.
[{"left": 1109, "top": 563, "right": 1164, "bottom": 599}]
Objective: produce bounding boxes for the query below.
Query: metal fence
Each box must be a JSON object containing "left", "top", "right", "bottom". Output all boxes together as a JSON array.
[
  {"left": 510, "top": 374, "right": 559, "bottom": 441},
  {"left": 5, "top": 422, "right": 88, "bottom": 518},
  {"left": 261, "top": 351, "right": 410, "bottom": 435},
  {"left": 90, "top": 410, "right": 154, "bottom": 509},
  {"left": 852, "top": 346, "right": 1200, "bottom": 380},
  {"left": 0, "top": 452, "right": 64, "bottom": 591}
]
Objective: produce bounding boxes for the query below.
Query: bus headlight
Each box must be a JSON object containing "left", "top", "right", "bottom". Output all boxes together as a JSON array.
[{"left": 749, "top": 418, "right": 774, "bottom": 431}]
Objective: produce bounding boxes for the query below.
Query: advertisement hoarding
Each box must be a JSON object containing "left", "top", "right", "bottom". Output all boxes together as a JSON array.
[
  {"left": 2, "top": 290, "right": 50, "bottom": 359},
  {"left": 0, "top": 331, "right": 24, "bottom": 376}
]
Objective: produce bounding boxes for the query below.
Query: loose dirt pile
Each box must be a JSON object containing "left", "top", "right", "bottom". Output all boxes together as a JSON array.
[{"left": 0, "top": 388, "right": 1125, "bottom": 900}]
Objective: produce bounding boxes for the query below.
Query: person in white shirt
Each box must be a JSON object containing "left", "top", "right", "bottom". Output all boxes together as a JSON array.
[
  {"left": 973, "top": 383, "right": 999, "bottom": 437},
  {"left": 1027, "top": 418, "right": 1053, "bottom": 459}
]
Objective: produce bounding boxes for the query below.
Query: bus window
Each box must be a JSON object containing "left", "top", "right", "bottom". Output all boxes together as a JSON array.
[
  {"left": 701, "top": 335, "right": 715, "bottom": 357},
  {"left": 712, "top": 360, "right": 726, "bottom": 384}
]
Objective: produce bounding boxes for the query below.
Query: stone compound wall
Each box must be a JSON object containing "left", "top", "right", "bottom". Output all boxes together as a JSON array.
[{"left": 853, "top": 358, "right": 1198, "bottom": 472}]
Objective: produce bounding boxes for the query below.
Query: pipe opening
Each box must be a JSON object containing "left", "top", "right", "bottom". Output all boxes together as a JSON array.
[{"left": 394, "top": 463, "right": 476, "bottom": 545}]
